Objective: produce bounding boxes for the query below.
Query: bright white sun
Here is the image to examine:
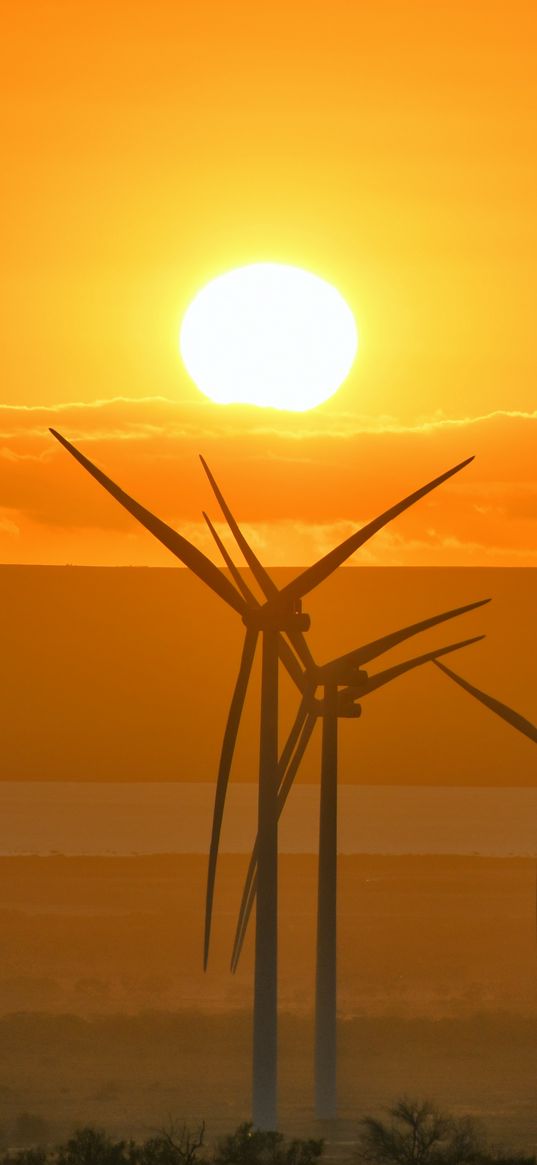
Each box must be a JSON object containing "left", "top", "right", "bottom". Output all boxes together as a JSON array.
[{"left": 179, "top": 263, "right": 358, "bottom": 412}]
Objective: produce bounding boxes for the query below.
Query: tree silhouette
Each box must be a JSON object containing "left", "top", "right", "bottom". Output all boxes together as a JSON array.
[
  {"left": 358, "top": 1099, "right": 483, "bottom": 1165},
  {"left": 213, "top": 1124, "right": 323, "bottom": 1165}
]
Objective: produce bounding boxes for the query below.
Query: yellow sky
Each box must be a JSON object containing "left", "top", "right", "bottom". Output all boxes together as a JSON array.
[{"left": 0, "top": 0, "right": 536, "bottom": 565}]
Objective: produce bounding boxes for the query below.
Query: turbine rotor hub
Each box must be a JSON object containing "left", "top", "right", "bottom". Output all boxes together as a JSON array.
[
  {"left": 316, "top": 662, "right": 369, "bottom": 687},
  {"left": 307, "top": 690, "right": 362, "bottom": 718},
  {"left": 242, "top": 598, "right": 311, "bottom": 633}
]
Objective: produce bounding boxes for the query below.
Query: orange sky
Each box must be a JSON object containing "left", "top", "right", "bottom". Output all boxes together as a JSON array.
[{"left": 1, "top": 0, "right": 536, "bottom": 566}]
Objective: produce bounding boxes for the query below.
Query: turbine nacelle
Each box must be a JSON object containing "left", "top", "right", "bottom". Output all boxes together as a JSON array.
[
  {"left": 242, "top": 598, "right": 311, "bottom": 633},
  {"left": 315, "top": 660, "right": 369, "bottom": 687},
  {"left": 307, "top": 688, "right": 363, "bottom": 718}
]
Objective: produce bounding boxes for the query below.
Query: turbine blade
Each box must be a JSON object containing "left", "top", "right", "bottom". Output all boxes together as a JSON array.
[
  {"left": 277, "top": 457, "right": 475, "bottom": 605},
  {"left": 277, "top": 692, "right": 312, "bottom": 783},
  {"left": 276, "top": 711, "right": 318, "bottom": 812},
  {"left": 277, "top": 638, "right": 307, "bottom": 692},
  {"left": 200, "top": 455, "right": 280, "bottom": 601},
  {"left": 202, "top": 511, "right": 258, "bottom": 606},
  {"left": 231, "top": 710, "right": 317, "bottom": 972},
  {"left": 434, "top": 661, "right": 537, "bottom": 744},
  {"left": 203, "top": 510, "right": 305, "bottom": 691},
  {"left": 50, "top": 430, "right": 246, "bottom": 616},
  {"left": 319, "top": 598, "right": 491, "bottom": 677},
  {"left": 200, "top": 456, "right": 316, "bottom": 672},
  {"left": 204, "top": 626, "right": 258, "bottom": 969},
  {"left": 230, "top": 853, "right": 258, "bottom": 974},
  {"left": 361, "top": 635, "right": 485, "bottom": 696}
]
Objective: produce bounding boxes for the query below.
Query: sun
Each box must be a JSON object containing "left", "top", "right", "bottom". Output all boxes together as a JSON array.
[{"left": 179, "top": 263, "right": 358, "bottom": 412}]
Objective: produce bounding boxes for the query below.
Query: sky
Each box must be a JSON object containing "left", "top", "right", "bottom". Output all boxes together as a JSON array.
[
  {"left": 1, "top": 565, "right": 535, "bottom": 785},
  {"left": 1, "top": 0, "right": 536, "bottom": 567}
]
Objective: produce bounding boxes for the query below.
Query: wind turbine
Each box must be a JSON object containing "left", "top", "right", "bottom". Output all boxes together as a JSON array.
[
  {"left": 199, "top": 479, "right": 488, "bottom": 1120},
  {"left": 218, "top": 529, "right": 537, "bottom": 1119},
  {"left": 200, "top": 508, "right": 487, "bottom": 956},
  {"left": 50, "top": 427, "right": 474, "bottom": 1129}
]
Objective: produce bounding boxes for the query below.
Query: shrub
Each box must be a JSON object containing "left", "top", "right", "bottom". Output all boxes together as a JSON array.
[
  {"left": 358, "top": 1099, "right": 484, "bottom": 1165},
  {"left": 132, "top": 1123, "right": 206, "bottom": 1165},
  {"left": 213, "top": 1123, "right": 323, "bottom": 1165},
  {"left": 56, "top": 1129, "right": 129, "bottom": 1165},
  {"left": 6, "top": 1151, "right": 49, "bottom": 1165}
]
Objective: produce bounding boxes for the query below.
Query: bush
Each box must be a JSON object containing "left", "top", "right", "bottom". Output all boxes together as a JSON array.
[
  {"left": 358, "top": 1099, "right": 484, "bottom": 1165},
  {"left": 132, "top": 1123, "right": 206, "bottom": 1165},
  {"left": 4, "top": 1153, "right": 49, "bottom": 1165},
  {"left": 56, "top": 1129, "right": 130, "bottom": 1165},
  {"left": 213, "top": 1123, "right": 323, "bottom": 1165}
]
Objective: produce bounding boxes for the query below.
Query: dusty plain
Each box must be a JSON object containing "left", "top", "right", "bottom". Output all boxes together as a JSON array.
[{"left": 0, "top": 854, "right": 535, "bottom": 1151}]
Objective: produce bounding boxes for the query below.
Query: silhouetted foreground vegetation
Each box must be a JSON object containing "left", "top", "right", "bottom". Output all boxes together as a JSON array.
[
  {"left": 0, "top": 1124, "right": 324, "bottom": 1165},
  {"left": 0, "top": 1105, "right": 535, "bottom": 1165},
  {"left": 357, "top": 1100, "right": 536, "bottom": 1165}
]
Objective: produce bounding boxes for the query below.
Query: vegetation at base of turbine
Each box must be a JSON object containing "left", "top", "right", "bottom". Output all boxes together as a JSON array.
[
  {"left": 357, "top": 1099, "right": 485, "bottom": 1165},
  {"left": 0, "top": 1126, "right": 323, "bottom": 1165},
  {"left": 433, "top": 662, "right": 537, "bottom": 744},
  {"left": 3, "top": 1112, "right": 536, "bottom": 1165},
  {"left": 355, "top": 1098, "right": 537, "bottom": 1165},
  {"left": 213, "top": 1125, "right": 324, "bottom": 1165}
]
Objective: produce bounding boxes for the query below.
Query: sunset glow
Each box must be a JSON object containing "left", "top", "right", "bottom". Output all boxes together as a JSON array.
[
  {"left": 179, "top": 264, "right": 358, "bottom": 411},
  {"left": 0, "top": 0, "right": 535, "bottom": 569},
  {"left": 1, "top": 0, "right": 537, "bottom": 1142}
]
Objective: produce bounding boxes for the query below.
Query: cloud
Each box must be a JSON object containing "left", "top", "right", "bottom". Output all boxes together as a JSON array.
[
  {"left": 1, "top": 395, "right": 536, "bottom": 443},
  {"left": 0, "top": 512, "right": 20, "bottom": 537},
  {"left": 0, "top": 395, "right": 535, "bottom": 565}
]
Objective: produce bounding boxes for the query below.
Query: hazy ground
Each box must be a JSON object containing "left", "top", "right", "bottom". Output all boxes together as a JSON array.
[
  {"left": 0, "top": 566, "right": 535, "bottom": 1150},
  {"left": 0, "top": 855, "right": 536, "bottom": 1151},
  {"left": 1, "top": 1010, "right": 536, "bottom": 1154}
]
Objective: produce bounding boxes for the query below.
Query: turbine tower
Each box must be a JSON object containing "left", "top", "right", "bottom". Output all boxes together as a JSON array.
[
  {"left": 200, "top": 467, "right": 536, "bottom": 1119},
  {"left": 50, "top": 428, "right": 474, "bottom": 1129},
  {"left": 199, "top": 481, "right": 488, "bottom": 1119}
]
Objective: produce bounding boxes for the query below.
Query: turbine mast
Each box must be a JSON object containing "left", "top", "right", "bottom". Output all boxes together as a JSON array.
[
  {"left": 244, "top": 600, "right": 310, "bottom": 1130},
  {"left": 315, "top": 681, "right": 339, "bottom": 1120},
  {"left": 254, "top": 625, "right": 279, "bottom": 1129}
]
